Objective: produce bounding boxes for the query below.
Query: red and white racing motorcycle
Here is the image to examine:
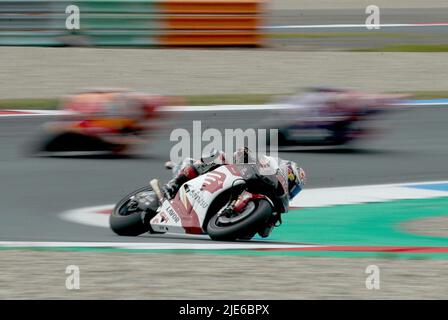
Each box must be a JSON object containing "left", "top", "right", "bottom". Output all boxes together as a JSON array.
[{"left": 110, "top": 160, "right": 294, "bottom": 241}]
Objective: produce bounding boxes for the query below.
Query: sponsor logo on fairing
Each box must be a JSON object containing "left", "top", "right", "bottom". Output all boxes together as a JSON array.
[
  {"left": 164, "top": 204, "right": 180, "bottom": 223},
  {"left": 201, "top": 171, "right": 226, "bottom": 193},
  {"left": 188, "top": 188, "right": 208, "bottom": 209}
]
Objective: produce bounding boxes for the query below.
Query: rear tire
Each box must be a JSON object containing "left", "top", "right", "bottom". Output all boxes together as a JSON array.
[
  {"left": 207, "top": 199, "right": 272, "bottom": 241},
  {"left": 110, "top": 186, "right": 156, "bottom": 236}
]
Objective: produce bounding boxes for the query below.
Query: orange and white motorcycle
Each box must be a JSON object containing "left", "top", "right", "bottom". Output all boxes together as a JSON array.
[{"left": 110, "top": 158, "right": 300, "bottom": 241}]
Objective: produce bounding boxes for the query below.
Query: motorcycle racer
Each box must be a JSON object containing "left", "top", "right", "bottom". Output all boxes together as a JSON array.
[
  {"left": 264, "top": 87, "right": 408, "bottom": 146},
  {"left": 114, "top": 147, "right": 307, "bottom": 239},
  {"left": 162, "top": 147, "right": 306, "bottom": 201}
]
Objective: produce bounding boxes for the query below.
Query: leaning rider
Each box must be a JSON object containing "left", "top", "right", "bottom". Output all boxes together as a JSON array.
[{"left": 162, "top": 147, "right": 306, "bottom": 201}]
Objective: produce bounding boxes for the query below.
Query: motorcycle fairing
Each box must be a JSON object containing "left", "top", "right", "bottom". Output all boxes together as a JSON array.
[{"left": 149, "top": 165, "right": 245, "bottom": 234}]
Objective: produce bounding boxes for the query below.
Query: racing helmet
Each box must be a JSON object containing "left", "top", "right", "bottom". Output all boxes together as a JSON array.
[
  {"left": 286, "top": 161, "right": 306, "bottom": 199},
  {"left": 233, "top": 147, "right": 256, "bottom": 164},
  {"left": 201, "top": 148, "right": 226, "bottom": 164}
]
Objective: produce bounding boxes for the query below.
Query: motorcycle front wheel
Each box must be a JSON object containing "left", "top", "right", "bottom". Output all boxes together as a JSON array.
[
  {"left": 206, "top": 199, "right": 273, "bottom": 241},
  {"left": 110, "top": 186, "right": 158, "bottom": 236}
]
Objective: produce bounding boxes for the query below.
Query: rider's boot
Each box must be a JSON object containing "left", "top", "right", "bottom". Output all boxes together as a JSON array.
[{"left": 162, "top": 165, "right": 198, "bottom": 200}]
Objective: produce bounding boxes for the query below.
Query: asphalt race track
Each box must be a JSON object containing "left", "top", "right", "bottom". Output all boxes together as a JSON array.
[{"left": 0, "top": 105, "right": 447, "bottom": 243}]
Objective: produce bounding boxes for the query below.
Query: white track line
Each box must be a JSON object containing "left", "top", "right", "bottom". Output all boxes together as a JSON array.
[
  {"left": 0, "top": 110, "right": 71, "bottom": 117},
  {"left": 291, "top": 180, "right": 448, "bottom": 207},
  {"left": 62, "top": 205, "right": 112, "bottom": 228},
  {"left": 163, "top": 104, "right": 293, "bottom": 112},
  {"left": 399, "top": 101, "right": 448, "bottom": 106},
  {"left": 1, "top": 100, "right": 448, "bottom": 117},
  {"left": 0, "top": 241, "right": 318, "bottom": 250},
  {"left": 2, "top": 100, "right": 448, "bottom": 117},
  {"left": 164, "top": 101, "right": 448, "bottom": 112},
  {"left": 265, "top": 23, "right": 448, "bottom": 29}
]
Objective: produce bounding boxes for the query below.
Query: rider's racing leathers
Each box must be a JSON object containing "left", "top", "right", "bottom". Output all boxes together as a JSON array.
[{"left": 163, "top": 150, "right": 305, "bottom": 202}]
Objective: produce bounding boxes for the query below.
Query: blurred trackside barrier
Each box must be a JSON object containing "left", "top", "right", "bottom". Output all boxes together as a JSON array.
[{"left": 0, "top": 0, "right": 266, "bottom": 47}]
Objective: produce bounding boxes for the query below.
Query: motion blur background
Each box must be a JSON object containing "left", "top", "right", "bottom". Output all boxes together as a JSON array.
[{"left": 0, "top": 0, "right": 447, "bottom": 299}]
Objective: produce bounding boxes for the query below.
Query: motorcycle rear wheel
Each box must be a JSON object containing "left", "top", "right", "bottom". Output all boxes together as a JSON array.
[{"left": 206, "top": 199, "right": 272, "bottom": 241}]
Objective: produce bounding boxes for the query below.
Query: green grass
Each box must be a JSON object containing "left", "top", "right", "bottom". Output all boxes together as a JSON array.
[
  {"left": 352, "top": 44, "right": 448, "bottom": 52},
  {"left": 183, "top": 93, "right": 285, "bottom": 106},
  {"left": 0, "top": 91, "right": 448, "bottom": 110},
  {"left": 396, "top": 91, "right": 448, "bottom": 100},
  {"left": 270, "top": 32, "right": 408, "bottom": 39},
  {"left": 0, "top": 94, "right": 285, "bottom": 110},
  {"left": 0, "top": 98, "right": 58, "bottom": 110},
  {"left": 270, "top": 32, "right": 448, "bottom": 52}
]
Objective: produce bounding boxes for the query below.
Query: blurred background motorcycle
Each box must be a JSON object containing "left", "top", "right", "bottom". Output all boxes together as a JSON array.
[
  {"left": 263, "top": 87, "right": 409, "bottom": 147},
  {"left": 33, "top": 88, "right": 177, "bottom": 156}
]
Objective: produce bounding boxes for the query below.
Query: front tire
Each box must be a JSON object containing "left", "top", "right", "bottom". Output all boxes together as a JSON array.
[
  {"left": 110, "top": 186, "right": 157, "bottom": 236},
  {"left": 207, "top": 199, "right": 273, "bottom": 241}
]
